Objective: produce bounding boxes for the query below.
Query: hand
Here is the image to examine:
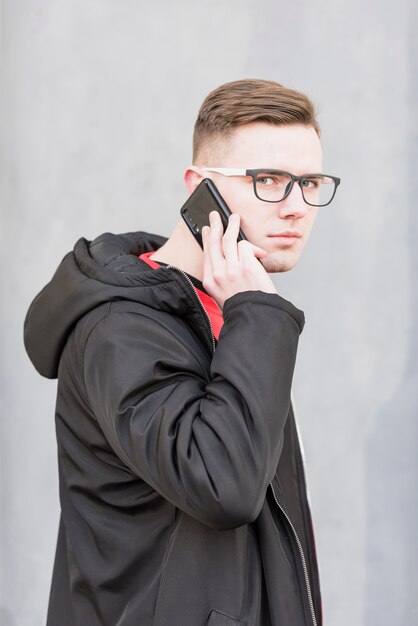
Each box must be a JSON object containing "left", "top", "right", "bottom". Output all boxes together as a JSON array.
[{"left": 201, "top": 211, "right": 278, "bottom": 310}]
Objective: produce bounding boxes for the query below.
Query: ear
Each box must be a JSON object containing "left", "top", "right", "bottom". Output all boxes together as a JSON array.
[{"left": 184, "top": 166, "right": 204, "bottom": 195}]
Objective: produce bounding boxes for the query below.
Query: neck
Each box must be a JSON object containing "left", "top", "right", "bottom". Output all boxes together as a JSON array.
[{"left": 150, "top": 219, "right": 204, "bottom": 281}]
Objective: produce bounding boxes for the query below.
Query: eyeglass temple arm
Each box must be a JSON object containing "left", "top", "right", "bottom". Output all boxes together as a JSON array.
[{"left": 200, "top": 167, "right": 247, "bottom": 176}]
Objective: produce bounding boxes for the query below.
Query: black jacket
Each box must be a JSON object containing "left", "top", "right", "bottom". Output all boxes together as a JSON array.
[{"left": 24, "top": 231, "right": 321, "bottom": 626}]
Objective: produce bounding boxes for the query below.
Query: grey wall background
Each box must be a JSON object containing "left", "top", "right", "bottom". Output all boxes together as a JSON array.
[{"left": 1, "top": 1, "right": 417, "bottom": 625}]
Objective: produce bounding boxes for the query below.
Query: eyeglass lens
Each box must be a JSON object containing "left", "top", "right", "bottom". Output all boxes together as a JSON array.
[{"left": 254, "top": 172, "right": 336, "bottom": 206}]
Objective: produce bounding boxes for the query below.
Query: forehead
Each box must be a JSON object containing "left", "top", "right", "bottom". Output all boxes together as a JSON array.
[{"left": 221, "top": 122, "right": 323, "bottom": 173}]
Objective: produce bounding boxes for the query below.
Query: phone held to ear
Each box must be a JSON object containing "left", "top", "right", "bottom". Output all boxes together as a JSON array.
[{"left": 180, "top": 178, "right": 248, "bottom": 249}]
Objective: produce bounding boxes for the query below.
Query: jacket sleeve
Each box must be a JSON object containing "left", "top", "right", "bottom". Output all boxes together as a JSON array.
[{"left": 83, "top": 290, "right": 304, "bottom": 530}]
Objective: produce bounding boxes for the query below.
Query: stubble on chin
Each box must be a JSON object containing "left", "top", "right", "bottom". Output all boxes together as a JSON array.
[{"left": 260, "top": 251, "right": 300, "bottom": 274}]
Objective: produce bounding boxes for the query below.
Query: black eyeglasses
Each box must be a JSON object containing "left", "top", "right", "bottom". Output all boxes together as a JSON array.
[{"left": 201, "top": 168, "right": 341, "bottom": 207}]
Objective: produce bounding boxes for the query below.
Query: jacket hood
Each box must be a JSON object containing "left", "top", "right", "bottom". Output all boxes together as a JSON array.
[{"left": 24, "top": 231, "right": 212, "bottom": 379}]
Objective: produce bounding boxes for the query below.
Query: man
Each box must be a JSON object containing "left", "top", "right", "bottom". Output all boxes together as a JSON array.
[{"left": 24, "top": 79, "right": 340, "bottom": 626}]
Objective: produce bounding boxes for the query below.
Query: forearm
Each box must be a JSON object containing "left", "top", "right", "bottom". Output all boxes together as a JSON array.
[{"left": 83, "top": 295, "right": 303, "bottom": 529}]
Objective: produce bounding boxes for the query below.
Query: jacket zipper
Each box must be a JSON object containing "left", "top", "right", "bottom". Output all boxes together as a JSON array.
[
  {"left": 270, "top": 481, "right": 317, "bottom": 626},
  {"left": 167, "top": 265, "right": 216, "bottom": 353}
]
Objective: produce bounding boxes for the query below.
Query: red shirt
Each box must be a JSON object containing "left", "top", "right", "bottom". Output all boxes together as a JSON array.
[{"left": 139, "top": 252, "right": 224, "bottom": 340}]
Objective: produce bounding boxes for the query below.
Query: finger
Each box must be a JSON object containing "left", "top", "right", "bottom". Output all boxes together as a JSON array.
[
  {"left": 252, "top": 246, "right": 268, "bottom": 258},
  {"left": 202, "top": 224, "right": 211, "bottom": 263},
  {"left": 208, "top": 211, "right": 226, "bottom": 279},
  {"left": 221, "top": 213, "right": 240, "bottom": 264},
  {"left": 238, "top": 239, "right": 268, "bottom": 261},
  {"left": 209, "top": 210, "right": 224, "bottom": 234},
  {"left": 201, "top": 225, "right": 215, "bottom": 286},
  {"left": 201, "top": 224, "right": 210, "bottom": 250}
]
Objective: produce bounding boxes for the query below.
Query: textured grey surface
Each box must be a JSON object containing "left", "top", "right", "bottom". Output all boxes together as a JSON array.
[{"left": 1, "top": 1, "right": 417, "bottom": 624}]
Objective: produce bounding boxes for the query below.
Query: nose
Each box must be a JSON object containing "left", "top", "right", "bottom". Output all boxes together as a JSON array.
[{"left": 276, "top": 182, "right": 308, "bottom": 219}]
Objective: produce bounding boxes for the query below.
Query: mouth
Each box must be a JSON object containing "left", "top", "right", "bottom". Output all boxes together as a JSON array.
[{"left": 267, "top": 231, "right": 302, "bottom": 246}]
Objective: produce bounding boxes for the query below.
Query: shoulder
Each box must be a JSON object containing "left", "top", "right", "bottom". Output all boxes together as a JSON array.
[{"left": 69, "top": 300, "right": 210, "bottom": 377}]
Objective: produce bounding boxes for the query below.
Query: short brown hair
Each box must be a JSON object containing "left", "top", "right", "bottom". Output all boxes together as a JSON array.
[{"left": 193, "top": 78, "right": 320, "bottom": 164}]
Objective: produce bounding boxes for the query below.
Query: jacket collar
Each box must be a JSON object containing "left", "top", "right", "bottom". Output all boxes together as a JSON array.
[{"left": 24, "top": 231, "right": 214, "bottom": 379}]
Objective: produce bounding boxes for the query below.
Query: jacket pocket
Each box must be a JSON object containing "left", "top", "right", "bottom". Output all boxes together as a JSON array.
[{"left": 205, "top": 609, "right": 240, "bottom": 625}]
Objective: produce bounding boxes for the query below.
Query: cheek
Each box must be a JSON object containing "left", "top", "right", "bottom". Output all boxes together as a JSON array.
[
  {"left": 226, "top": 196, "right": 261, "bottom": 229},
  {"left": 305, "top": 208, "right": 319, "bottom": 234},
  {"left": 239, "top": 213, "right": 267, "bottom": 242}
]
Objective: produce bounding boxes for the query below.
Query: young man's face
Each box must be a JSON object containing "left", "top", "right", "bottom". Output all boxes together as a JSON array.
[{"left": 199, "top": 123, "right": 323, "bottom": 273}]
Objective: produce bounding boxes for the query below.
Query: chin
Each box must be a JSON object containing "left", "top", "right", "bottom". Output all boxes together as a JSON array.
[{"left": 261, "top": 252, "right": 300, "bottom": 273}]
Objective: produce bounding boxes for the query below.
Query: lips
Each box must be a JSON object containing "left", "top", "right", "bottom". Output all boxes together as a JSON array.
[
  {"left": 267, "top": 231, "right": 302, "bottom": 247},
  {"left": 269, "top": 231, "right": 302, "bottom": 238}
]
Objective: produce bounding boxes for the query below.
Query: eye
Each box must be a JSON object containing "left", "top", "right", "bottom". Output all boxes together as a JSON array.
[
  {"left": 257, "top": 176, "right": 276, "bottom": 186},
  {"left": 256, "top": 172, "right": 288, "bottom": 187},
  {"left": 301, "top": 178, "right": 319, "bottom": 189}
]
